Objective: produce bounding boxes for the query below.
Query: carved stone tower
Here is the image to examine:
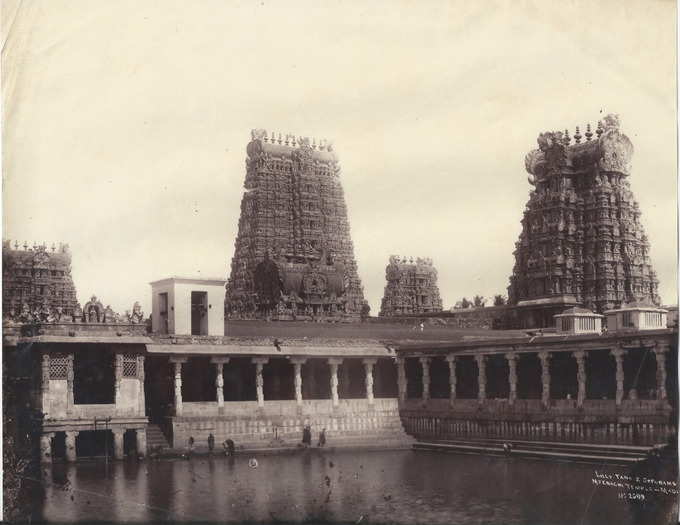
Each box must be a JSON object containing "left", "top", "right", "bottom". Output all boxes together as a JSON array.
[
  {"left": 379, "top": 256, "right": 442, "bottom": 317},
  {"left": 2, "top": 241, "right": 79, "bottom": 319},
  {"left": 225, "top": 130, "right": 365, "bottom": 321},
  {"left": 507, "top": 115, "right": 660, "bottom": 326}
]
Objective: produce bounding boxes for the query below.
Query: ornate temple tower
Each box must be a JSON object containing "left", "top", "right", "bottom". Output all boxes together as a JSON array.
[
  {"left": 379, "top": 256, "right": 442, "bottom": 317},
  {"left": 507, "top": 115, "right": 660, "bottom": 325},
  {"left": 225, "top": 130, "right": 365, "bottom": 321},
  {"left": 2, "top": 241, "right": 79, "bottom": 319}
]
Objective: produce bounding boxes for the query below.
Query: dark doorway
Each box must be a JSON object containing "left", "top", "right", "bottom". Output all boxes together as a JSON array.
[
  {"left": 263, "top": 358, "right": 294, "bottom": 400},
  {"left": 551, "top": 352, "right": 578, "bottom": 399},
  {"left": 52, "top": 432, "right": 66, "bottom": 461},
  {"left": 339, "top": 359, "right": 365, "bottom": 399},
  {"left": 145, "top": 357, "right": 174, "bottom": 422},
  {"left": 586, "top": 350, "right": 616, "bottom": 400},
  {"left": 405, "top": 358, "right": 423, "bottom": 399},
  {"left": 302, "top": 359, "right": 331, "bottom": 399},
  {"left": 517, "top": 353, "right": 541, "bottom": 399},
  {"left": 456, "top": 356, "right": 477, "bottom": 399},
  {"left": 223, "top": 358, "right": 256, "bottom": 401},
  {"left": 486, "top": 355, "right": 509, "bottom": 399},
  {"left": 124, "top": 429, "right": 137, "bottom": 456},
  {"left": 191, "top": 291, "right": 208, "bottom": 336},
  {"left": 181, "top": 357, "right": 216, "bottom": 402},
  {"left": 158, "top": 292, "right": 169, "bottom": 335},
  {"left": 430, "top": 357, "right": 449, "bottom": 399},
  {"left": 75, "top": 430, "right": 113, "bottom": 458},
  {"left": 374, "top": 358, "right": 398, "bottom": 398},
  {"left": 74, "top": 349, "right": 115, "bottom": 404}
]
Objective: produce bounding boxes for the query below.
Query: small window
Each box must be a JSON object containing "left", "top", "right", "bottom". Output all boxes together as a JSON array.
[{"left": 622, "top": 311, "right": 634, "bottom": 328}]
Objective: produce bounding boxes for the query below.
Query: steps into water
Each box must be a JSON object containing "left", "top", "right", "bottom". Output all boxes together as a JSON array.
[
  {"left": 146, "top": 424, "right": 171, "bottom": 449},
  {"left": 413, "top": 437, "right": 655, "bottom": 464}
]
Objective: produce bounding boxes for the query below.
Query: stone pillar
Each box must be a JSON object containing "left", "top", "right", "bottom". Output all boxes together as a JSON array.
[
  {"left": 210, "top": 357, "right": 229, "bottom": 413},
  {"left": 40, "top": 432, "right": 54, "bottom": 463},
  {"left": 396, "top": 357, "right": 407, "bottom": 402},
  {"left": 290, "top": 358, "right": 307, "bottom": 407},
  {"left": 137, "top": 355, "right": 146, "bottom": 416},
  {"left": 112, "top": 429, "right": 125, "bottom": 460},
  {"left": 114, "top": 353, "right": 123, "bottom": 408},
  {"left": 66, "top": 354, "right": 75, "bottom": 416},
  {"left": 65, "top": 431, "right": 78, "bottom": 462},
  {"left": 41, "top": 354, "right": 50, "bottom": 416},
  {"left": 505, "top": 353, "right": 518, "bottom": 405},
  {"left": 610, "top": 347, "right": 627, "bottom": 405},
  {"left": 136, "top": 428, "right": 147, "bottom": 458},
  {"left": 573, "top": 351, "right": 586, "bottom": 407},
  {"left": 475, "top": 355, "right": 486, "bottom": 403},
  {"left": 445, "top": 355, "right": 457, "bottom": 406},
  {"left": 363, "top": 359, "right": 377, "bottom": 405},
  {"left": 419, "top": 357, "right": 431, "bottom": 403},
  {"left": 328, "top": 358, "right": 342, "bottom": 407},
  {"left": 169, "top": 357, "right": 187, "bottom": 416},
  {"left": 252, "top": 357, "right": 269, "bottom": 408},
  {"left": 653, "top": 345, "right": 669, "bottom": 400},
  {"left": 538, "top": 351, "right": 551, "bottom": 408}
]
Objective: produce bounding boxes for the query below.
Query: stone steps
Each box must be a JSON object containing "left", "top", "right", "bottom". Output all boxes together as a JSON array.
[
  {"left": 413, "top": 437, "right": 653, "bottom": 465},
  {"left": 146, "top": 424, "right": 171, "bottom": 449}
]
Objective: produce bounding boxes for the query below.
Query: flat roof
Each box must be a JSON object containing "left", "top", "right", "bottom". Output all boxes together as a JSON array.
[
  {"left": 149, "top": 276, "right": 227, "bottom": 285},
  {"left": 146, "top": 343, "right": 393, "bottom": 358}
]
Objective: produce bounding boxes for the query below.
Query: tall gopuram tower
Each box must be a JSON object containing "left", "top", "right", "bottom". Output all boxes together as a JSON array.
[
  {"left": 225, "top": 129, "right": 365, "bottom": 321},
  {"left": 507, "top": 114, "right": 661, "bottom": 327},
  {"left": 379, "top": 256, "right": 443, "bottom": 317},
  {"left": 2, "top": 241, "right": 79, "bottom": 319}
]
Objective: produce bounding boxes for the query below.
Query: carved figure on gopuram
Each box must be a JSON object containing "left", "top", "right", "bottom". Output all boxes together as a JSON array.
[
  {"left": 2, "top": 241, "right": 79, "bottom": 322},
  {"left": 225, "top": 130, "right": 365, "bottom": 321},
  {"left": 507, "top": 115, "right": 660, "bottom": 320},
  {"left": 379, "top": 256, "right": 443, "bottom": 317}
]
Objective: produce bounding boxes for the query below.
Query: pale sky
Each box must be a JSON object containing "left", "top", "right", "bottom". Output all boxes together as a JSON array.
[{"left": 2, "top": 0, "right": 677, "bottom": 316}]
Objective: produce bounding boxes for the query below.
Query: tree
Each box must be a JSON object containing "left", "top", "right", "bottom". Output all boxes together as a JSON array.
[
  {"left": 473, "top": 295, "right": 486, "bottom": 307},
  {"left": 493, "top": 295, "right": 507, "bottom": 306},
  {"left": 460, "top": 297, "right": 472, "bottom": 309}
]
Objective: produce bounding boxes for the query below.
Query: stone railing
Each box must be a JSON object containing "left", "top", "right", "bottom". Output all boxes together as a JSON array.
[{"left": 400, "top": 397, "right": 672, "bottom": 420}]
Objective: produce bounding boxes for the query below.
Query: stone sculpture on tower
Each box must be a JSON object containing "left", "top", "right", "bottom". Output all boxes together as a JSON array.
[
  {"left": 507, "top": 114, "right": 660, "bottom": 326},
  {"left": 379, "top": 256, "right": 442, "bottom": 317},
  {"left": 225, "top": 130, "right": 365, "bottom": 321}
]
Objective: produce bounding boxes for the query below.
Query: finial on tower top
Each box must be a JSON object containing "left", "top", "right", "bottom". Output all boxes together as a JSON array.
[
  {"left": 563, "top": 129, "right": 571, "bottom": 145},
  {"left": 601, "top": 113, "right": 620, "bottom": 130},
  {"left": 596, "top": 121, "right": 604, "bottom": 138},
  {"left": 585, "top": 123, "right": 593, "bottom": 141},
  {"left": 574, "top": 126, "right": 582, "bottom": 144}
]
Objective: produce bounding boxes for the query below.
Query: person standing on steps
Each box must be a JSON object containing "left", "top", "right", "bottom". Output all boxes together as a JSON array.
[
  {"left": 208, "top": 433, "right": 215, "bottom": 454},
  {"left": 302, "top": 425, "right": 312, "bottom": 447},
  {"left": 317, "top": 428, "right": 327, "bottom": 447}
]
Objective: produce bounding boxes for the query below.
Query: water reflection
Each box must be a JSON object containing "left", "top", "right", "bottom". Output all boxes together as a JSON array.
[{"left": 35, "top": 450, "right": 676, "bottom": 524}]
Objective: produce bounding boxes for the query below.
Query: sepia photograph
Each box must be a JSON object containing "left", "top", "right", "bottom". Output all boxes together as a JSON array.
[{"left": 1, "top": 1, "right": 678, "bottom": 523}]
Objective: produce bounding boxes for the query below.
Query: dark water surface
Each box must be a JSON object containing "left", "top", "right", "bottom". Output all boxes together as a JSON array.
[{"left": 34, "top": 450, "right": 676, "bottom": 524}]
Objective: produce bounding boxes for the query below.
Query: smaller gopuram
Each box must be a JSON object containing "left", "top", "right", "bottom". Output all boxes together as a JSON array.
[
  {"left": 379, "top": 256, "right": 443, "bottom": 317},
  {"left": 2, "top": 241, "right": 79, "bottom": 320}
]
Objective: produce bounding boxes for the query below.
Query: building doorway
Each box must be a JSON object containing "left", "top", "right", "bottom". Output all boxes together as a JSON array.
[{"left": 191, "top": 291, "right": 208, "bottom": 335}]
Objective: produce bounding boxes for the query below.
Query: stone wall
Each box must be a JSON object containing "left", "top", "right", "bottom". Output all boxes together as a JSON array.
[{"left": 168, "top": 398, "right": 412, "bottom": 449}]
